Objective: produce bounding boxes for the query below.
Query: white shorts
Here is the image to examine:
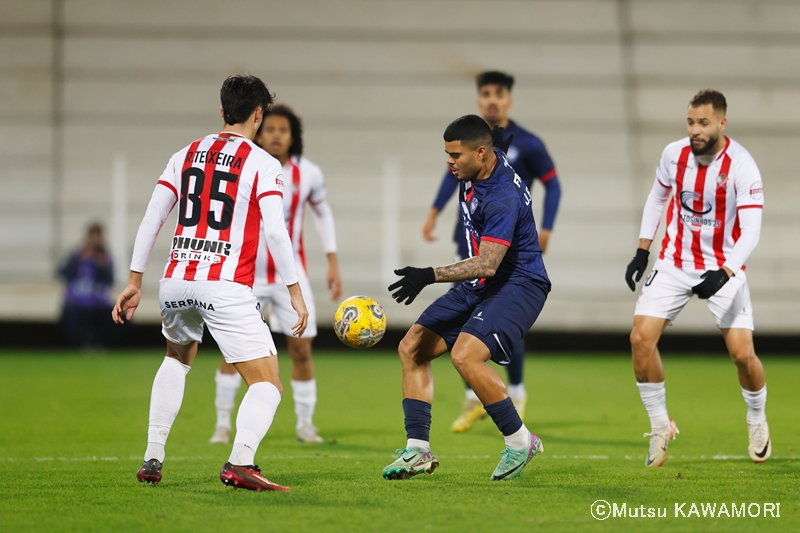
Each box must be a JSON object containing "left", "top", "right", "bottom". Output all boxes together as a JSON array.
[
  {"left": 159, "top": 278, "right": 277, "bottom": 363},
  {"left": 253, "top": 274, "right": 317, "bottom": 338},
  {"left": 634, "top": 259, "right": 754, "bottom": 330}
]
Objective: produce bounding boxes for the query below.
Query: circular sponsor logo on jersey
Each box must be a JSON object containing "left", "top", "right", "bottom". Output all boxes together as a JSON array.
[
  {"left": 749, "top": 181, "right": 763, "bottom": 200},
  {"left": 506, "top": 145, "right": 519, "bottom": 163},
  {"left": 679, "top": 190, "right": 712, "bottom": 215}
]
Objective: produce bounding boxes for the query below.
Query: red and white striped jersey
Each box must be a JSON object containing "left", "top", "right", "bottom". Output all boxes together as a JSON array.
[
  {"left": 640, "top": 137, "right": 764, "bottom": 272},
  {"left": 154, "top": 132, "right": 286, "bottom": 286},
  {"left": 254, "top": 155, "right": 333, "bottom": 285}
]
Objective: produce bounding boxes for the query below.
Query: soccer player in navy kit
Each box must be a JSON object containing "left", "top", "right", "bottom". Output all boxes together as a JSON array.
[
  {"left": 384, "top": 115, "right": 550, "bottom": 481},
  {"left": 422, "top": 71, "right": 561, "bottom": 433}
]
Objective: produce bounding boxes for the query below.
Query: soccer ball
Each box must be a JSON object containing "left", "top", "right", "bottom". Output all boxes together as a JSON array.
[{"left": 333, "top": 296, "right": 386, "bottom": 349}]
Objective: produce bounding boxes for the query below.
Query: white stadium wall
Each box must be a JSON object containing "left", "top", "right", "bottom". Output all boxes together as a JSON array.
[{"left": 0, "top": 0, "right": 798, "bottom": 333}]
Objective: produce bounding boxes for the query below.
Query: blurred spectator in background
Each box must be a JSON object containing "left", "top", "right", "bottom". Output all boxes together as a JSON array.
[{"left": 57, "top": 223, "right": 121, "bottom": 348}]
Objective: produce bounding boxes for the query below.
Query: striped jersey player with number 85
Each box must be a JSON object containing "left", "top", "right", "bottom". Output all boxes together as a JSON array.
[{"left": 112, "top": 74, "right": 308, "bottom": 492}]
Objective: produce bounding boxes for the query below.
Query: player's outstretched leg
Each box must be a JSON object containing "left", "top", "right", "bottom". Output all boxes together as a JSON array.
[
  {"left": 383, "top": 325, "right": 446, "bottom": 480},
  {"left": 210, "top": 359, "right": 242, "bottom": 444},
  {"left": 722, "top": 328, "right": 770, "bottom": 463},
  {"left": 631, "top": 316, "right": 678, "bottom": 467},
  {"left": 138, "top": 344, "right": 194, "bottom": 485},
  {"left": 220, "top": 356, "right": 289, "bottom": 492}
]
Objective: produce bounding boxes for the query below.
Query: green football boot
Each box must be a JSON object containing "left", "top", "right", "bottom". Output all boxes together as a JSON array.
[
  {"left": 491, "top": 433, "right": 543, "bottom": 481},
  {"left": 382, "top": 448, "right": 439, "bottom": 480}
]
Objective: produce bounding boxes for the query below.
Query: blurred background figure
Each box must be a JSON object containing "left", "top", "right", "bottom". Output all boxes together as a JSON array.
[{"left": 57, "top": 223, "right": 121, "bottom": 348}]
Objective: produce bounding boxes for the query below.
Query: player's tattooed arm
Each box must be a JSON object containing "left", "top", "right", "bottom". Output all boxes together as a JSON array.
[{"left": 433, "top": 241, "right": 508, "bottom": 282}]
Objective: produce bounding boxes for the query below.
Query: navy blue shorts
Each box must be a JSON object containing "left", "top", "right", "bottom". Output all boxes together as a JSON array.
[{"left": 416, "top": 278, "right": 549, "bottom": 365}]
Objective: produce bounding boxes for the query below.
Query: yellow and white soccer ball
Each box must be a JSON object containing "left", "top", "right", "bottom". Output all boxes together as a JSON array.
[{"left": 333, "top": 296, "right": 386, "bottom": 349}]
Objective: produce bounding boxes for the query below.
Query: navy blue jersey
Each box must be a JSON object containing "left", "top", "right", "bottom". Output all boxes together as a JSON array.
[
  {"left": 458, "top": 148, "right": 550, "bottom": 290},
  {"left": 432, "top": 120, "right": 561, "bottom": 258}
]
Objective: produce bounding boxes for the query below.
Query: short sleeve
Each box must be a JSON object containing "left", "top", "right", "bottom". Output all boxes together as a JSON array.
[
  {"left": 480, "top": 195, "right": 517, "bottom": 247},
  {"left": 733, "top": 155, "right": 763, "bottom": 209},
  {"left": 255, "top": 156, "right": 284, "bottom": 201}
]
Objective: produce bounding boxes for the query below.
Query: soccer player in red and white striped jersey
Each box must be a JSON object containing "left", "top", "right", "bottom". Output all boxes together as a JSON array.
[
  {"left": 112, "top": 74, "right": 309, "bottom": 492},
  {"left": 210, "top": 105, "right": 341, "bottom": 445},
  {"left": 625, "top": 90, "right": 770, "bottom": 467}
]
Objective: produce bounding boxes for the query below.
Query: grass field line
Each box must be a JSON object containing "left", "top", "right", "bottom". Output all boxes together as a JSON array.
[{"left": 4, "top": 453, "right": 797, "bottom": 462}]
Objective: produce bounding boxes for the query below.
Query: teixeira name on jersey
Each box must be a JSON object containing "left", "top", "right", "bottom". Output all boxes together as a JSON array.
[
  {"left": 183, "top": 149, "right": 243, "bottom": 169},
  {"left": 170, "top": 237, "right": 231, "bottom": 264}
]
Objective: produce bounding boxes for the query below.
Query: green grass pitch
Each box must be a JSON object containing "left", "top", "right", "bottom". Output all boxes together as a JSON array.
[{"left": 0, "top": 350, "right": 798, "bottom": 532}]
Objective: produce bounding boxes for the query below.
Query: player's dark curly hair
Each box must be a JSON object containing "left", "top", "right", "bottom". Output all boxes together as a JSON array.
[
  {"left": 443, "top": 114, "right": 493, "bottom": 149},
  {"left": 220, "top": 74, "right": 275, "bottom": 125},
  {"left": 476, "top": 71, "right": 515, "bottom": 91},
  {"left": 265, "top": 104, "right": 304, "bottom": 157},
  {"left": 689, "top": 89, "right": 727, "bottom": 115}
]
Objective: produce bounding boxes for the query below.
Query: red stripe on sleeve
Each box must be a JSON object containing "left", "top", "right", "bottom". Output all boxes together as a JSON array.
[
  {"left": 540, "top": 168, "right": 557, "bottom": 183},
  {"left": 656, "top": 178, "right": 671, "bottom": 189},
  {"left": 481, "top": 236, "right": 511, "bottom": 247},
  {"left": 157, "top": 180, "right": 178, "bottom": 197},
  {"left": 256, "top": 190, "right": 282, "bottom": 201},
  {"left": 737, "top": 204, "right": 762, "bottom": 210}
]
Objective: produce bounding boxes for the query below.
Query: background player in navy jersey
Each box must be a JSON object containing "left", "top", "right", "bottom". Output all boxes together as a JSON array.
[
  {"left": 383, "top": 115, "right": 550, "bottom": 481},
  {"left": 421, "top": 71, "right": 562, "bottom": 433}
]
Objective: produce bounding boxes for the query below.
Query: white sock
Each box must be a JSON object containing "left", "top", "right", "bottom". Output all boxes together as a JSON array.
[
  {"left": 637, "top": 382, "right": 670, "bottom": 430},
  {"left": 291, "top": 379, "right": 317, "bottom": 429},
  {"left": 214, "top": 370, "right": 242, "bottom": 429},
  {"left": 407, "top": 438, "right": 430, "bottom": 451},
  {"left": 507, "top": 383, "right": 526, "bottom": 400},
  {"left": 742, "top": 385, "right": 767, "bottom": 425},
  {"left": 228, "top": 382, "right": 281, "bottom": 466},
  {"left": 465, "top": 388, "right": 480, "bottom": 402},
  {"left": 144, "top": 357, "right": 191, "bottom": 463},
  {"left": 504, "top": 424, "right": 530, "bottom": 450}
]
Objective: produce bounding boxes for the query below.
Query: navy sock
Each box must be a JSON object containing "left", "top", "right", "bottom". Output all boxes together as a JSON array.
[
  {"left": 506, "top": 340, "right": 525, "bottom": 386},
  {"left": 485, "top": 397, "right": 523, "bottom": 436},
  {"left": 402, "top": 398, "right": 432, "bottom": 441}
]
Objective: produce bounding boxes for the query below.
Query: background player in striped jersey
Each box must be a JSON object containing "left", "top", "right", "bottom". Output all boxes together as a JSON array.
[
  {"left": 421, "top": 71, "right": 562, "bottom": 433},
  {"left": 625, "top": 89, "right": 770, "bottom": 467},
  {"left": 209, "top": 105, "right": 340, "bottom": 445},
  {"left": 112, "top": 74, "right": 309, "bottom": 491},
  {"left": 383, "top": 116, "right": 549, "bottom": 481}
]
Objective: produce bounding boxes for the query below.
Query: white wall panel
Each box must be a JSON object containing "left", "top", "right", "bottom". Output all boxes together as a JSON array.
[{"left": 0, "top": 0, "right": 797, "bottom": 331}]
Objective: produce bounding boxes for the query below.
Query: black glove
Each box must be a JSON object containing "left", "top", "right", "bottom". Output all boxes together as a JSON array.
[
  {"left": 491, "top": 125, "right": 514, "bottom": 154},
  {"left": 625, "top": 248, "right": 650, "bottom": 291},
  {"left": 692, "top": 269, "right": 730, "bottom": 299},
  {"left": 388, "top": 266, "right": 435, "bottom": 305}
]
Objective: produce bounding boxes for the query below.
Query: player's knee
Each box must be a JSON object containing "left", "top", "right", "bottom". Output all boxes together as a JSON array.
[
  {"left": 630, "top": 327, "right": 655, "bottom": 351},
  {"left": 288, "top": 343, "right": 312, "bottom": 365},
  {"left": 729, "top": 347, "right": 756, "bottom": 367}
]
